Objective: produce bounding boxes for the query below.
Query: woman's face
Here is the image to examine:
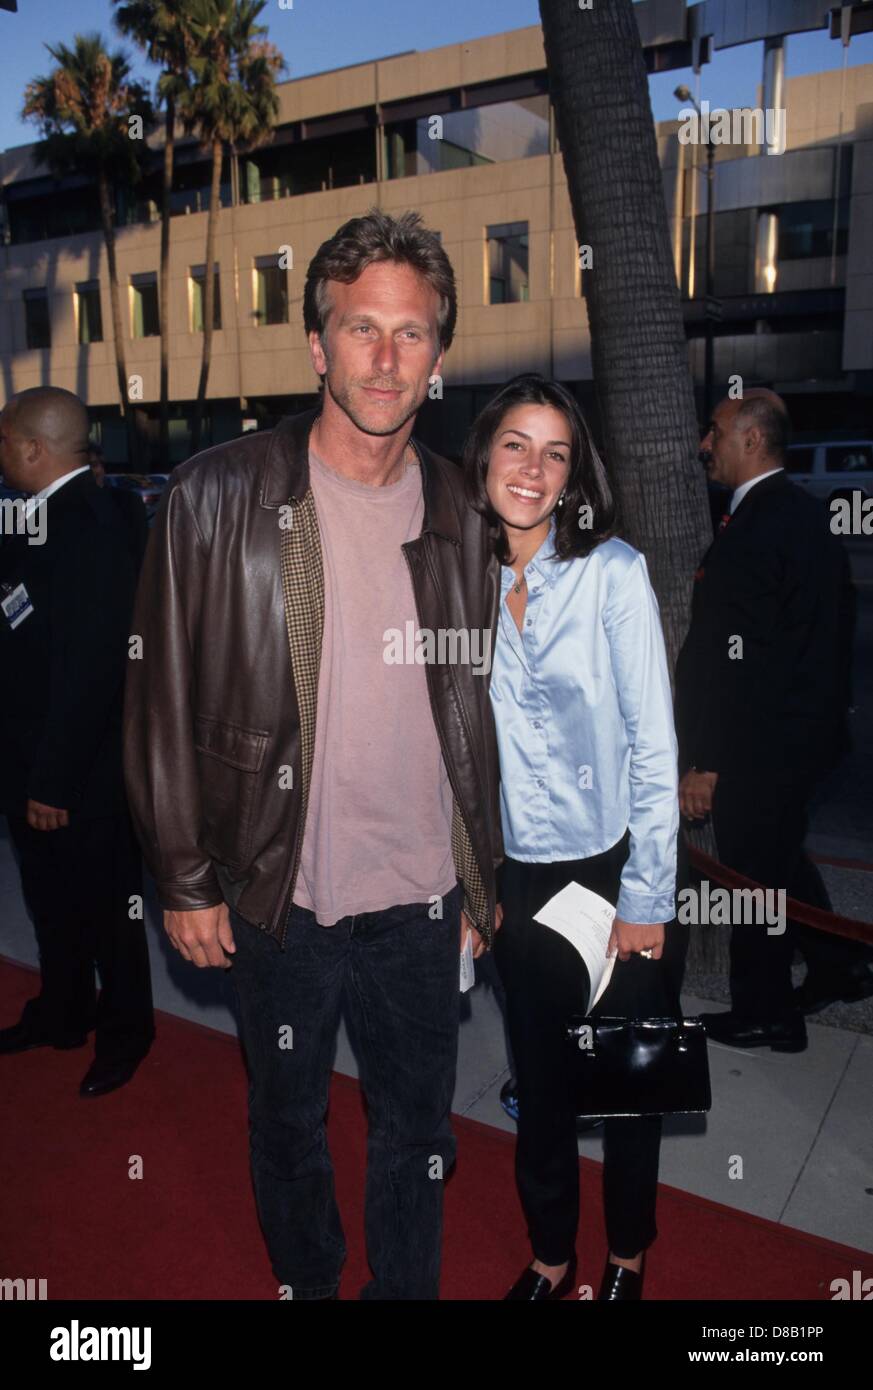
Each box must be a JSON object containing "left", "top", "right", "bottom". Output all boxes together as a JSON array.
[{"left": 485, "top": 403, "right": 572, "bottom": 533}]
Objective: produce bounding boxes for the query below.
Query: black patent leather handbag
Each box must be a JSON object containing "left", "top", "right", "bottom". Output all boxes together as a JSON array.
[{"left": 565, "top": 1015, "right": 712, "bottom": 1118}]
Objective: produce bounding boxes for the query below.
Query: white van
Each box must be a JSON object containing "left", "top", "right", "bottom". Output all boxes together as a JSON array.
[{"left": 785, "top": 441, "right": 873, "bottom": 503}]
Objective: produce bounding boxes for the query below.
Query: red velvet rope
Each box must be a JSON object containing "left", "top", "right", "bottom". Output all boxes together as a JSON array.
[{"left": 687, "top": 846, "right": 873, "bottom": 946}]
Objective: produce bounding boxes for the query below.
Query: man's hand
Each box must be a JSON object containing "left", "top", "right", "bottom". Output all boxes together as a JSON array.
[
  {"left": 679, "top": 769, "right": 719, "bottom": 820},
  {"left": 26, "top": 798, "right": 69, "bottom": 831},
  {"left": 607, "top": 918, "right": 665, "bottom": 962},
  {"left": 461, "top": 903, "right": 503, "bottom": 959},
  {"left": 164, "top": 903, "right": 236, "bottom": 969}
]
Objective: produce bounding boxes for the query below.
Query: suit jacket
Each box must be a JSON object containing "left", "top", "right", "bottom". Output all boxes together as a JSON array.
[
  {"left": 105, "top": 485, "right": 149, "bottom": 570},
  {"left": 0, "top": 470, "right": 137, "bottom": 818},
  {"left": 674, "top": 471, "right": 852, "bottom": 783}
]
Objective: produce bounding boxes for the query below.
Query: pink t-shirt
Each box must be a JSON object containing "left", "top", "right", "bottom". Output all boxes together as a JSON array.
[{"left": 292, "top": 448, "right": 455, "bottom": 925}]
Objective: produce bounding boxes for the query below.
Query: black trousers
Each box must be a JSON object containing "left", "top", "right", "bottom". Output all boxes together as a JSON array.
[
  {"left": 6, "top": 810, "right": 155, "bottom": 1060},
  {"left": 711, "top": 775, "right": 872, "bottom": 1022},
  {"left": 494, "top": 838, "right": 689, "bottom": 1265}
]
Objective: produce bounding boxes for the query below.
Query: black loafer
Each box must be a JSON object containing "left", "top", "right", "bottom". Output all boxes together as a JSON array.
[
  {"left": 504, "top": 1253, "right": 577, "bottom": 1300},
  {"left": 0, "top": 1021, "right": 87, "bottom": 1055},
  {"left": 699, "top": 1011, "right": 807, "bottom": 1053},
  {"left": 598, "top": 1259, "right": 644, "bottom": 1301},
  {"left": 79, "top": 1053, "right": 147, "bottom": 1098},
  {"left": 793, "top": 963, "right": 873, "bottom": 1015}
]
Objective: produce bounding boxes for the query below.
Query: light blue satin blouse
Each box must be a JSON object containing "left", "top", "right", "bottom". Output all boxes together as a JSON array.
[{"left": 490, "top": 526, "right": 679, "bottom": 924}]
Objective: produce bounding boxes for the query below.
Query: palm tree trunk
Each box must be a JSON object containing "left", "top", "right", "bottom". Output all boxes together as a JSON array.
[
  {"left": 190, "top": 136, "right": 223, "bottom": 456},
  {"left": 98, "top": 169, "right": 137, "bottom": 470},
  {"left": 159, "top": 95, "right": 175, "bottom": 471},
  {"left": 538, "top": 0, "right": 711, "bottom": 671}
]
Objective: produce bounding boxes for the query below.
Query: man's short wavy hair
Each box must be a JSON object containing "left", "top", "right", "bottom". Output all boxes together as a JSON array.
[{"left": 303, "top": 207, "right": 457, "bottom": 353}]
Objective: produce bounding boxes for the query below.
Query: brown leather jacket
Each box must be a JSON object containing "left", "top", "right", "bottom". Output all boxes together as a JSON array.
[{"left": 123, "top": 408, "right": 503, "bottom": 948}]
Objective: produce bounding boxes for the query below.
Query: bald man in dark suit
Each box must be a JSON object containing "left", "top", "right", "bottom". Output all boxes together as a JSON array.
[
  {"left": 0, "top": 387, "right": 154, "bottom": 1095},
  {"left": 675, "top": 389, "right": 872, "bottom": 1052}
]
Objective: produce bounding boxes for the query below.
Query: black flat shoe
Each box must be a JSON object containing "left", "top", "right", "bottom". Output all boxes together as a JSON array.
[
  {"left": 79, "top": 1053, "right": 147, "bottom": 1098},
  {"left": 598, "top": 1258, "right": 644, "bottom": 1301},
  {"left": 504, "top": 1253, "right": 577, "bottom": 1301},
  {"left": 699, "top": 1011, "right": 807, "bottom": 1053}
]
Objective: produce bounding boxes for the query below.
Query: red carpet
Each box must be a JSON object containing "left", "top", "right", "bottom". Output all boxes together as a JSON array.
[{"left": 1, "top": 957, "right": 869, "bottom": 1301}]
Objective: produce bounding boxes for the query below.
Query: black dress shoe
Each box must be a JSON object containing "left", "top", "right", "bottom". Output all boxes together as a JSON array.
[
  {"left": 0, "top": 1021, "right": 87, "bottom": 1055},
  {"left": 699, "top": 1011, "right": 807, "bottom": 1053},
  {"left": 793, "top": 962, "right": 873, "bottom": 1015},
  {"left": 504, "top": 1253, "right": 577, "bottom": 1300},
  {"left": 79, "top": 1053, "right": 147, "bottom": 1098},
  {"left": 598, "top": 1258, "right": 643, "bottom": 1301}
]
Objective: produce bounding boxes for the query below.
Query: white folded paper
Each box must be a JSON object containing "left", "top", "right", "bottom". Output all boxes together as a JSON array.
[
  {"left": 533, "top": 880, "right": 616, "bottom": 1010},
  {"left": 459, "top": 925, "right": 475, "bottom": 993}
]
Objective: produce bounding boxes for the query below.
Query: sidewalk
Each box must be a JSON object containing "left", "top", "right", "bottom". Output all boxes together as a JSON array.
[{"left": 2, "top": 826, "right": 870, "bottom": 1260}]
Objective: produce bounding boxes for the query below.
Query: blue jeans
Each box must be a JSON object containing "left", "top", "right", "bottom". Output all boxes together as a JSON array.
[{"left": 229, "top": 884, "right": 461, "bottom": 1299}]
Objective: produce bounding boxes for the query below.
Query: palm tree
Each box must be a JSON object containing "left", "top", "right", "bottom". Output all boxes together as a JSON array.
[
  {"left": 23, "top": 34, "right": 154, "bottom": 469},
  {"left": 538, "top": 0, "right": 711, "bottom": 670},
  {"left": 113, "top": 1, "right": 198, "bottom": 469},
  {"left": 180, "top": 0, "right": 285, "bottom": 454}
]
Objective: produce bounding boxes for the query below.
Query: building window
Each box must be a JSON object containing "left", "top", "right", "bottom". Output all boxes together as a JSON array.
[
  {"left": 23, "top": 288, "right": 50, "bottom": 349},
  {"left": 385, "top": 94, "right": 550, "bottom": 180},
  {"left": 130, "top": 273, "right": 159, "bottom": 338},
  {"left": 75, "top": 281, "right": 103, "bottom": 344},
  {"left": 776, "top": 200, "right": 849, "bottom": 261},
  {"left": 190, "top": 264, "right": 222, "bottom": 332},
  {"left": 254, "top": 255, "right": 288, "bottom": 326},
  {"left": 486, "top": 222, "right": 529, "bottom": 304}
]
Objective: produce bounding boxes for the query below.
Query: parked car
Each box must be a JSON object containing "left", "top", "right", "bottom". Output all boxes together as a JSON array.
[
  {"left": 104, "top": 472, "right": 170, "bottom": 523},
  {"left": 785, "top": 441, "right": 873, "bottom": 504}
]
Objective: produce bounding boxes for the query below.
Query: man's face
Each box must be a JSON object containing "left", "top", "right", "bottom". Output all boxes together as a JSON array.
[
  {"left": 308, "top": 260, "right": 445, "bottom": 437},
  {"left": 0, "top": 406, "right": 32, "bottom": 491},
  {"left": 699, "top": 399, "right": 745, "bottom": 490}
]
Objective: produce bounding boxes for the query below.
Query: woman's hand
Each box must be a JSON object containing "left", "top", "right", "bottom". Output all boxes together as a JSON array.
[{"left": 607, "top": 918, "right": 665, "bottom": 962}]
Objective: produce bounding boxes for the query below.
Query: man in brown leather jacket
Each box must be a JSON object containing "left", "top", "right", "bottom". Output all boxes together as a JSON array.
[{"left": 124, "top": 209, "right": 502, "bottom": 1300}]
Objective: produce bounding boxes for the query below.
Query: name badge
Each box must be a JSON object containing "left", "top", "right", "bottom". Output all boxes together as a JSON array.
[{"left": 1, "top": 582, "right": 34, "bottom": 629}]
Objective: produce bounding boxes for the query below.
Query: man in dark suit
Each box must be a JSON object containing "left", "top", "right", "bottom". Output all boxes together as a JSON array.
[
  {"left": 87, "top": 443, "right": 149, "bottom": 568},
  {"left": 675, "top": 389, "right": 872, "bottom": 1052},
  {"left": 0, "top": 386, "right": 154, "bottom": 1095}
]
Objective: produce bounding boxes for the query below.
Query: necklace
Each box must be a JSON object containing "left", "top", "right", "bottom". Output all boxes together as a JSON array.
[{"left": 512, "top": 574, "right": 526, "bottom": 595}]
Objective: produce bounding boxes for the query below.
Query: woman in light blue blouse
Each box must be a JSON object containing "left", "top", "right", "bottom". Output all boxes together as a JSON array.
[{"left": 465, "top": 375, "right": 687, "bottom": 1302}]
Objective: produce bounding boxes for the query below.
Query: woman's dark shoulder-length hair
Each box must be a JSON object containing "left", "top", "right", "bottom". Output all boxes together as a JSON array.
[{"left": 463, "top": 373, "right": 617, "bottom": 565}]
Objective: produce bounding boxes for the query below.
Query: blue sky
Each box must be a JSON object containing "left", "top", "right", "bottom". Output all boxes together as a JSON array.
[{"left": 2, "top": 0, "right": 872, "bottom": 153}]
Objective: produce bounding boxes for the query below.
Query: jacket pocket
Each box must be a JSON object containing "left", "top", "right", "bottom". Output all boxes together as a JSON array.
[{"left": 194, "top": 716, "right": 269, "bottom": 870}]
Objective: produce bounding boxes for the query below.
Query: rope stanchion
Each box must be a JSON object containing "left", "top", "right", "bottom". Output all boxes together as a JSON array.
[
  {"left": 809, "top": 852, "right": 873, "bottom": 874},
  {"left": 687, "top": 845, "right": 873, "bottom": 947}
]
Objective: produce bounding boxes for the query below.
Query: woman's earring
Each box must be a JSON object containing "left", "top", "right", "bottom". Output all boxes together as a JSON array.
[{"left": 557, "top": 492, "right": 566, "bottom": 508}]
